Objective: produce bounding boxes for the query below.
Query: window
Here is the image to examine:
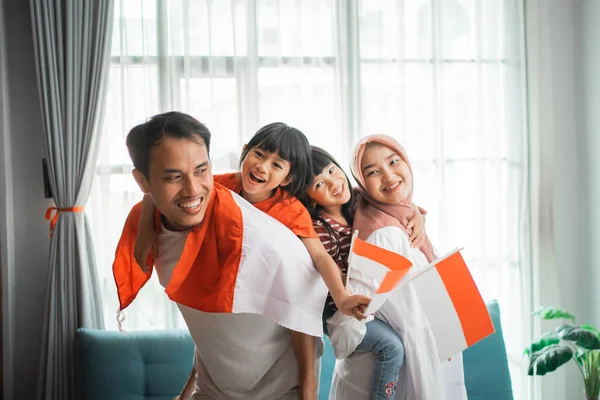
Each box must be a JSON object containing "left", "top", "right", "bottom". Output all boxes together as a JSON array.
[{"left": 89, "top": 0, "right": 527, "bottom": 396}]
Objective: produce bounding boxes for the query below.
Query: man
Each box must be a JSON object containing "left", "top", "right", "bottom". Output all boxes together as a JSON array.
[{"left": 113, "top": 112, "right": 363, "bottom": 399}]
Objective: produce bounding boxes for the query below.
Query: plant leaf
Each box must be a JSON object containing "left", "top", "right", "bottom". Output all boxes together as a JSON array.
[
  {"left": 525, "top": 334, "right": 560, "bottom": 356},
  {"left": 575, "top": 351, "right": 585, "bottom": 366},
  {"left": 581, "top": 349, "right": 600, "bottom": 364},
  {"left": 532, "top": 307, "right": 576, "bottom": 322},
  {"left": 582, "top": 324, "right": 600, "bottom": 336},
  {"left": 528, "top": 343, "right": 573, "bottom": 376},
  {"left": 556, "top": 325, "right": 600, "bottom": 350},
  {"left": 581, "top": 350, "right": 600, "bottom": 396}
]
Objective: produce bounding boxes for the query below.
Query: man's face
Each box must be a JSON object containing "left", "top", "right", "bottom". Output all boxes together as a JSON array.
[{"left": 134, "top": 136, "right": 213, "bottom": 231}]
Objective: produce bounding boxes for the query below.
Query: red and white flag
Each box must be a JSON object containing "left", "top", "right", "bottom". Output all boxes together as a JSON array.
[
  {"left": 113, "top": 184, "right": 328, "bottom": 337},
  {"left": 346, "top": 234, "right": 413, "bottom": 315},
  {"left": 410, "top": 249, "right": 495, "bottom": 360},
  {"left": 346, "top": 232, "right": 495, "bottom": 360}
]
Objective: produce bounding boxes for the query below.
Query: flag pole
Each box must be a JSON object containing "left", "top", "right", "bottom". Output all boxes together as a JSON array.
[
  {"left": 401, "top": 247, "right": 465, "bottom": 284},
  {"left": 345, "top": 230, "right": 360, "bottom": 294}
]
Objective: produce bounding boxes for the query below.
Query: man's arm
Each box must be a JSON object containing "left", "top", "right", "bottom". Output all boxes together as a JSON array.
[
  {"left": 174, "top": 366, "right": 196, "bottom": 400},
  {"left": 291, "top": 331, "right": 317, "bottom": 400}
]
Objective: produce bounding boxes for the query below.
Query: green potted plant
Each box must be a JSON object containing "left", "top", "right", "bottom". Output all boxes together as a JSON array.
[{"left": 526, "top": 307, "right": 600, "bottom": 400}]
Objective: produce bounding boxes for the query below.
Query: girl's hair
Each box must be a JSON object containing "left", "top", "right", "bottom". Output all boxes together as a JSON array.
[
  {"left": 300, "top": 146, "right": 356, "bottom": 244},
  {"left": 239, "top": 122, "right": 311, "bottom": 198}
]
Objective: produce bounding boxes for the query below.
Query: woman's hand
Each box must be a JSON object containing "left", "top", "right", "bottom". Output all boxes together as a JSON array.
[{"left": 407, "top": 204, "right": 426, "bottom": 248}]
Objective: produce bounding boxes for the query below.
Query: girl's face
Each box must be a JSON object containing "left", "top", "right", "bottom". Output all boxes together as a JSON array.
[
  {"left": 307, "top": 162, "right": 351, "bottom": 211},
  {"left": 361, "top": 143, "right": 412, "bottom": 205},
  {"left": 240, "top": 146, "right": 292, "bottom": 203}
]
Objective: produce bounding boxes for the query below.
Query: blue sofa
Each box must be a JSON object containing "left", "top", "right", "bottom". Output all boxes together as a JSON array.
[{"left": 78, "top": 301, "right": 513, "bottom": 399}]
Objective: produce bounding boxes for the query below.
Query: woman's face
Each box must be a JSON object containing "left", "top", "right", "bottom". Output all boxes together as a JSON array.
[
  {"left": 307, "top": 162, "right": 351, "bottom": 210},
  {"left": 360, "top": 143, "right": 412, "bottom": 204}
]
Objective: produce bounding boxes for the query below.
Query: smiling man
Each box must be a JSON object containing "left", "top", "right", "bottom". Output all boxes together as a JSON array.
[
  {"left": 128, "top": 113, "right": 213, "bottom": 232},
  {"left": 113, "top": 112, "right": 328, "bottom": 399}
]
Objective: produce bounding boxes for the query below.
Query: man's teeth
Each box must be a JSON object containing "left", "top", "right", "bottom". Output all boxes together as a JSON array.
[{"left": 179, "top": 199, "right": 201, "bottom": 208}]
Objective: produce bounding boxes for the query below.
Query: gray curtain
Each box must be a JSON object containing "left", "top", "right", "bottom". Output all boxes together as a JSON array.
[{"left": 29, "top": 1, "right": 114, "bottom": 398}]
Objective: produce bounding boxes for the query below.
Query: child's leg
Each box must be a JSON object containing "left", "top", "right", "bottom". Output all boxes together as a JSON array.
[
  {"left": 355, "top": 318, "right": 405, "bottom": 400},
  {"left": 291, "top": 331, "right": 317, "bottom": 400}
]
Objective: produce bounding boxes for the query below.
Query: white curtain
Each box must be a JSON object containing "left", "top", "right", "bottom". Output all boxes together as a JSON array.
[{"left": 88, "top": 1, "right": 529, "bottom": 398}]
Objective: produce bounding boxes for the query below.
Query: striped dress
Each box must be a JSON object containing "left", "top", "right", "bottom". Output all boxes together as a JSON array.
[{"left": 313, "top": 213, "right": 352, "bottom": 321}]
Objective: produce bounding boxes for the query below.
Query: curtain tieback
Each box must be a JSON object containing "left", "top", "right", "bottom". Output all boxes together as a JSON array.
[{"left": 45, "top": 206, "right": 85, "bottom": 236}]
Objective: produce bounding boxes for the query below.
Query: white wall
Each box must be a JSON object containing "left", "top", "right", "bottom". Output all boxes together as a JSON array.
[
  {"left": 527, "top": 1, "right": 585, "bottom": 398},
  {"left": 549, "top": 2, "right": 589, "bottom": 397},
  {"left": 527, "top": 0, "right": 600, "bottom": 398},
  {"left": 1, "top": 1, "right": 53, "bottom": 398},
  {"left": 579, "top": 0, "right": 600, "bottom": 329},
  {"left": 556, "top": 0, "right": 600, "bottom": 396}
]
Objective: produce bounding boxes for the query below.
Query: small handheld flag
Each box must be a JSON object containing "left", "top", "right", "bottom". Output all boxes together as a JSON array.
[
  {"left": 409, "top": 249, "right": 495, "bottom": 360},
  {"left": 346, "top": 232, "right": 413, "bottom": 315},
  {"left": 346, "top": 232, "right": 495, "bottom": 360}
]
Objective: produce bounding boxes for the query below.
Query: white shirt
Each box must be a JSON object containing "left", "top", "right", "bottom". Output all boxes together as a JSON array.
[
  {"left": 328, "top": 226, "right": 467, "bottom": 400},
  {"left": 153, "top": 224, "right": 299, "bottom": 400}
]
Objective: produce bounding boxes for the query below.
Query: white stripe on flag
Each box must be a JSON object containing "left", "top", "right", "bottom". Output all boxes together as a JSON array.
[
  {"left": 411, "top": 266, "right": 467, "bottom": 361},
  {"left": 364, "top": 292, "right": 390, "bottom": 315},
  {"left": 350, "top": 253, "right": 389, "bottom": 284}
]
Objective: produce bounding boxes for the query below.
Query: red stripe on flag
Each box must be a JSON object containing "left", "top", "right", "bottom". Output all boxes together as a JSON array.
[
  {"left": 352, "top": 237, "right": 412, "bottom": 271},
  {"left": 436, "top": 252, "right": 495, "bottom": 346},
  {"left": 376, "top": 269, "right": 410, "bottom": 294}
]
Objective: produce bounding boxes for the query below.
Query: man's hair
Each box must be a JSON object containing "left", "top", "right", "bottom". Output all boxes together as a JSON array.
[
  {"left": 126, "top": 111, "right": 211, "bottom": 178},
  {"left": 239, "top": 122, "right": 311, "bottom": 198}
]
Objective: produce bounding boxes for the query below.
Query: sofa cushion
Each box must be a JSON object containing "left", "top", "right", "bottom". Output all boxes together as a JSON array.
[
  {"left": 462, "top": 300, "right": 513, "bottom": 400},
  {"left": 78, "top": 328, "right": 194, "bottom": 400}
]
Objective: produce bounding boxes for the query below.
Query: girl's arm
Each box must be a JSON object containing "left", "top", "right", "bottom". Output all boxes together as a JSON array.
[
  {"left": 300, "top": 237, "right": 370, "bottom": 319},
  {"left": 134, "top": 194, "right": 157, "bottom": 271}
]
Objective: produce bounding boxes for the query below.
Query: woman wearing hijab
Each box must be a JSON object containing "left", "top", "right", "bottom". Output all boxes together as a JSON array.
[{"left": 328, "top": 134, "right": 467, "bottom": 400}]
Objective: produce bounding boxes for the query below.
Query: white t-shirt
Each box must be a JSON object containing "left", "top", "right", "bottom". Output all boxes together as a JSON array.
[{"left": 154, "top": 224, "right": 299, "bottom": 400}]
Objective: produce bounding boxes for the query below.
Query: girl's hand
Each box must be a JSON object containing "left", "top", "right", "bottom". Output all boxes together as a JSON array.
[
  {"left": 336, "top": 294, "right": 370, "bottom": 320},
  {"left": 134, "top": 226, "right": 157, "bottom": 272},
  {"left": 407, "top": 205, "right": 426, "bottom": 248},
  {"left": 134, "top": 194, "right": 158, "bottom": 272},
  {"left": 353, "top": 304, "right": 369, "bottom": 320}
]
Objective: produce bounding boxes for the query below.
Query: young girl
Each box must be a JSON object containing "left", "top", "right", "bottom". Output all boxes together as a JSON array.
[
  {"left": 300, "top": 146, "right": 425, "bottom": 400},
  {"left": 135, "top": 123, "right": 370, "bottom": 400},
  {"left": 327, "top": 134, "right": 467, "bottom": 400}
]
